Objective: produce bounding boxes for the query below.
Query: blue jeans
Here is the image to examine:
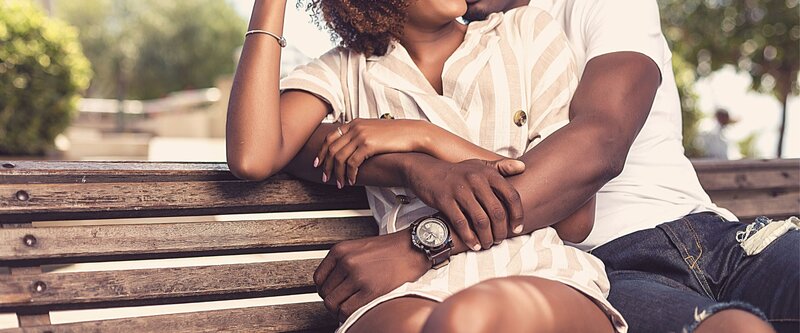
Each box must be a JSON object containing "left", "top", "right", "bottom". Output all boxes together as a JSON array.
[{"left": 591, "top": 212, "right": 799, "bottom": 333}]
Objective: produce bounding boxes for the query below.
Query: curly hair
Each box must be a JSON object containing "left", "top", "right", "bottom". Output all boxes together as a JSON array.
[{"left": 302, "top": 0, "right": 410, "bottom": 57}]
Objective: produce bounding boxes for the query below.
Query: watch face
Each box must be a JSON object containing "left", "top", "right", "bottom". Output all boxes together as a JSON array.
[{"left": 415, "top": 218, "right": 448, "bottom": 248}]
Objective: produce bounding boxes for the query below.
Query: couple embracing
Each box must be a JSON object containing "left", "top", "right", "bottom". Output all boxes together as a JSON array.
[{"left": 226, "top": 0, "right": 799, "bottom": 332}]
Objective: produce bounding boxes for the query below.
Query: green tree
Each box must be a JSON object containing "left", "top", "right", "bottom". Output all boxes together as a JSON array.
[
  {"left": 659, "top": 0, "right": 799, "bottom": 157},
  {"left": 0, "top": 0, "right": 91, "bottom": 155},
  {"left": 53, "top": 0, "right": 245, "bottom": 100}
]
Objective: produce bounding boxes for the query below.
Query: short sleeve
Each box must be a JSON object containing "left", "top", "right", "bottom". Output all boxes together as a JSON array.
[
  {"left": 280, "top": 47, "right": 348, "bottom": 121},
  {"left": 517, "top": 8, "right": 579, "bottom": 148},
  {"left": 581, "top": 0, "right": 666, "bottom": 71}
]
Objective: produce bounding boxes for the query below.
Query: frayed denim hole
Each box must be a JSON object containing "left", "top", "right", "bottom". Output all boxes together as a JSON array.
[{"left": 682, "top": 301, "right": 769, "bottom": 333}]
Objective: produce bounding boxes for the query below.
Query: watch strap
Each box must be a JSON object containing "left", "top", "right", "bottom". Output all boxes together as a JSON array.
[{"left": 429, "top": 241, "right": 453, "bottom": 269}]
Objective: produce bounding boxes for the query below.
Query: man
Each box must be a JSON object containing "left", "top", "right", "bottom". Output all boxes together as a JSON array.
[
  {"left": 463, "top": 1, "right": 797, "bottom": 332},
  {"left": 286, "top": 0, "right": 798, "bottom": 331},
  {"left": 695, "top": 108, "right": 739, "bottom": 159}
]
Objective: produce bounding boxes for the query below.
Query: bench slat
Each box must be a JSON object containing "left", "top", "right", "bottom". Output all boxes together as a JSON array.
[
  {"left": 0, "top": 180, "right": 368, "bottom": 223},
  {"left": 712, "top": 189, "right": 800, "bottom": 221},
  {"left": 696, "top": 167, "right": 799, "bottom": 191},
  {"left": 0, "top": 259, "right": 320, "bottom": 309},
  {"left": 0, "top": 217, "right": 376, "bottom": 264},
  {"left": 691, "top": 158, "right": 799, "bottom": 171},
  {"left": 0, "top": 302, "right": 336, "bottom": 333}
]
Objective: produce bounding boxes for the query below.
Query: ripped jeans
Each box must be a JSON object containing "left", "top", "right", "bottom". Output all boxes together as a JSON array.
[{"left": 592, "top": 212, "right": 799, "bottom": 333}]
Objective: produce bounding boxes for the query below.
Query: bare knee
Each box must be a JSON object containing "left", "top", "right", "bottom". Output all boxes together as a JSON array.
[
  {"left": 694, "top": 309, "right": 775, "bottom": 333},
  {"left": 348, "top": 297, "right": 435, "bottom": 333},
  {"left": 422, "top": 278, "right": 558, "bottom": 333}
]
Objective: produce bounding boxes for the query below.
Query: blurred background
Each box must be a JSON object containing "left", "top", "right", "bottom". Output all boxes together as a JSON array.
[{"left": 0, "top": 0, "right": 797, "bottom": 162}]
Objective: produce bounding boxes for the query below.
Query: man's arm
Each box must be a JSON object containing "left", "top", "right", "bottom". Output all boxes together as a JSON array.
[
  {"left": 286, "top": 52, "right": 659, "bottom": 240},
  {"left": 306, "top": 52, "right": 660, "bottom": 318},
  {"left": 508, "top": 52, "right": 660, "bottom": 234}
]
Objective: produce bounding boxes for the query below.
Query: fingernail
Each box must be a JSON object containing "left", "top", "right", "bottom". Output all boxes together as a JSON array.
[
  {"left": 513, "top": 225, "right": 523, "bottom": 234},
  {"left": 493, "top": 241, "right": 501, "bottom": 245},
  {"left": 322, "top": 173, "right": 328, "bottom": 183},
  {"left": 313, "top": 157, "right": 320, "bottom": 168},
  {"left": 336, "top": 180, "right": 343, "bottom": 189},
  {"left": 348, "top": 178, "right": 355, "bottom": 186},
  {"left": 471, "top": 244, "right": 481, "bottom": 251}
]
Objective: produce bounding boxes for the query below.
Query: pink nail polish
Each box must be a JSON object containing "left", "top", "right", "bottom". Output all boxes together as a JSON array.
[
  {"left": 322, "top": 173, "right": 328, "bottom": 183},
  {"left": 336, "top": 180, "right": 343, "bottom": 189},
  {"left": 313, "top": 157, "right": 320, "bottom": 168},
  {"left": 471, "top": 244, "right": 481, "bottom": 251},
  {"left": 348, "top": 178, "right": 355, "bottom": 186}
]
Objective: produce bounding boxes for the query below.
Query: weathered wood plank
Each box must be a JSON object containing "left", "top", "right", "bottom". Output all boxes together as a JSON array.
[
  {"left": 0, "top": 302, "right": 337, "bottom": 333},
  {"left": 0, "top": 161, "right": 235, "bottom": 184},
  {"left": 691, "top": 158, "right": 799, "bottom": 171},
  {"left": 712, "top": 189, "right": 800, "bottom": 221},
  {"left": 0, "top": 180, "right": 368, "bottom": 223},
  {"left": 697, "top": 167, "right": 799, "bottom": 191},
  {"left": 0, "top": 259, "right": 320, "bottom": 309},
  {"left": 0, "top": 217, "right": 376, "bottom": 264}
]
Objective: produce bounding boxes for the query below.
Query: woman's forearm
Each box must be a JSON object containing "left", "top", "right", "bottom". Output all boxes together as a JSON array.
[
  {"left": 226, "top": 1, "right": 288, "bottom": 180},
  {"left": 286, "top": 121, "right": 504, "bottom": 184},
  {"left": 418, "top": 122, "right": 505, "bottom": 162}
]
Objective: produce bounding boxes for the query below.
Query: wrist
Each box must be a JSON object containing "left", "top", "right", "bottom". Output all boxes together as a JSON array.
[
  {"left": 414, "top": 121, "right": 436, "bottom": 156},
  {"left": 398, "top": 153, "right": 433, "bottom": 188},
  {"left": 394, "top": 227, "right": 432, "bottom": 270}
]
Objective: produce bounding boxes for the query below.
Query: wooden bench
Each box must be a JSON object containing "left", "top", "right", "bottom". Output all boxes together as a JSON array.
[{"left": 0, "top": 158, "right": 797, "bottom": 332}]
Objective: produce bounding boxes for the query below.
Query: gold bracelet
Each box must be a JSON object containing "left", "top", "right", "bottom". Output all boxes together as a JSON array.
[{"left": 245, "top": 30, "right": 287, "bottom": 47}]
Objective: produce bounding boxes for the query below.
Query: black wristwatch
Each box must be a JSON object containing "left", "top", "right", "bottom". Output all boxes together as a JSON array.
[{"left": 410, "top": 214, "right": 453, "bottom": 269}]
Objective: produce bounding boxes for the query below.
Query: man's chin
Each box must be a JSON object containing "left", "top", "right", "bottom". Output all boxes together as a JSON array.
[{"left": 463, "top": 6, "right": 491, "bottom": 21}]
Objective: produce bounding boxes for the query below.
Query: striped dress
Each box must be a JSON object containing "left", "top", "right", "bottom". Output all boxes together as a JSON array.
[{"left": 281, "top": 7, "right": 627, "bottom": 332}]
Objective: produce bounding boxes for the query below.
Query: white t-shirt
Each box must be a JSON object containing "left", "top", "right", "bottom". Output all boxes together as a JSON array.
[{"left": 528, "top": 0, "right": 736, "bottom": 250}]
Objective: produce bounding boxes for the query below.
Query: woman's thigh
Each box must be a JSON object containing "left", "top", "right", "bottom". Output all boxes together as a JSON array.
[
  {"left": 423, "top": 276, "right": 614, "bottom": 333},
  {"left": 347, "top": 296, "right": 438, "bottom": 333}
]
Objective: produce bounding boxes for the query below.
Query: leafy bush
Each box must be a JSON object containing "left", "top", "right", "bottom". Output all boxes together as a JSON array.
[{"left": 0, "top": 0, "right": 91, "bottom": 155}]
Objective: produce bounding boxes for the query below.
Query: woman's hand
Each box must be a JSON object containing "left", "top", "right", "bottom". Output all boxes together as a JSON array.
[{"left": 316, "top": 118, "right": 432, "bottom": 188}]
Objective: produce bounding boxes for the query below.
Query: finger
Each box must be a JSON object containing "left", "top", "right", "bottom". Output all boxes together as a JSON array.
[
  {"left": 346, "top": 147, "right": 371, "bottom": 185},
  {"left": 491, "top": 159, "right": 526, "bottom": 177},
  {"left": 323, "top": 132, "right": 354, "bottom": 188},
  {"left": 474, "top": 183, "right": 508, "bottom": 244},
  {"left": 313, "top": 253, "right": 338, "bottom": 290},
  {"left": 490, "top": 175, "right": 524, "bottom": 234},
  {"left": 439, "top": 201, "right": 481, "bottom": 251},
  {"left": 338, "top": 290, "right": 369, "bottom": 323},
  {"left": 319, "top": 264, "right": 348, "bottom": 299},
  {"left": 317, "top": 128, "right": 341, "bottom": 169},
  {"left": 458, "top": 192, "right": 493, "bottom": 250},
  {"left": 323, "top": 276, "right": 358, "bottom": 318},
  {"left": 333, "top": 140, "right": 359, "bottom": 188}
]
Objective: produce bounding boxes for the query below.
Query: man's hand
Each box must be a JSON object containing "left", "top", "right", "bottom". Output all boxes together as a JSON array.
[
  {"left": 313, "top": 229, "right": 430, "bottom": 321},
  {"left": 403, "top": 157, "right": 526, "bottom": 251}
]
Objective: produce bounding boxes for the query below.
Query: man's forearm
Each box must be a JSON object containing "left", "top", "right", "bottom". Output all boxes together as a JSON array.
[
  {"left": 510, "top": 118, "right": 616, "bottom": 234},
  {"left": 285, "top": 121, "right": 604, "bottom": 237}
]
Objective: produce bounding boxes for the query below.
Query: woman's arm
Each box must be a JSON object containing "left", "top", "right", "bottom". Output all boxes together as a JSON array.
[
  {"left": 313, "top": 119, "right": 506, "bottom": 187},
  {"left": 226, "top": 1, "right": 330, "bottom": 181}
]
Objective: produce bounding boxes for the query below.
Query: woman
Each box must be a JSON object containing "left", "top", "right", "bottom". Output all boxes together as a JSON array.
[{"left": 226, "top": 0, "right": 626, "bottom": 332}]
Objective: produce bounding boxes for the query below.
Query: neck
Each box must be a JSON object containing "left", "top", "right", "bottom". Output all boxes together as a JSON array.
[{"left": 399, "top": 20, "right": 467, "bottom": 63}]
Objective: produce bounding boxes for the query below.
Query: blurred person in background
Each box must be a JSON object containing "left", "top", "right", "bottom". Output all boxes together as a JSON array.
[{"left": 695, "top": 108, "right": 740, "bottom": 160}]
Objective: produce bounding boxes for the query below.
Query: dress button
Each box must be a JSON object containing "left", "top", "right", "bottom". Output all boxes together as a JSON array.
[
  {"left": 396, "top": 194, "right": 410, "bottom": 204},
  {"left": 513, "top": 110, "right": 527, "bottom": 127},
  {"left": 380, "top": 113, "right": 395, "bottom": 120}
]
